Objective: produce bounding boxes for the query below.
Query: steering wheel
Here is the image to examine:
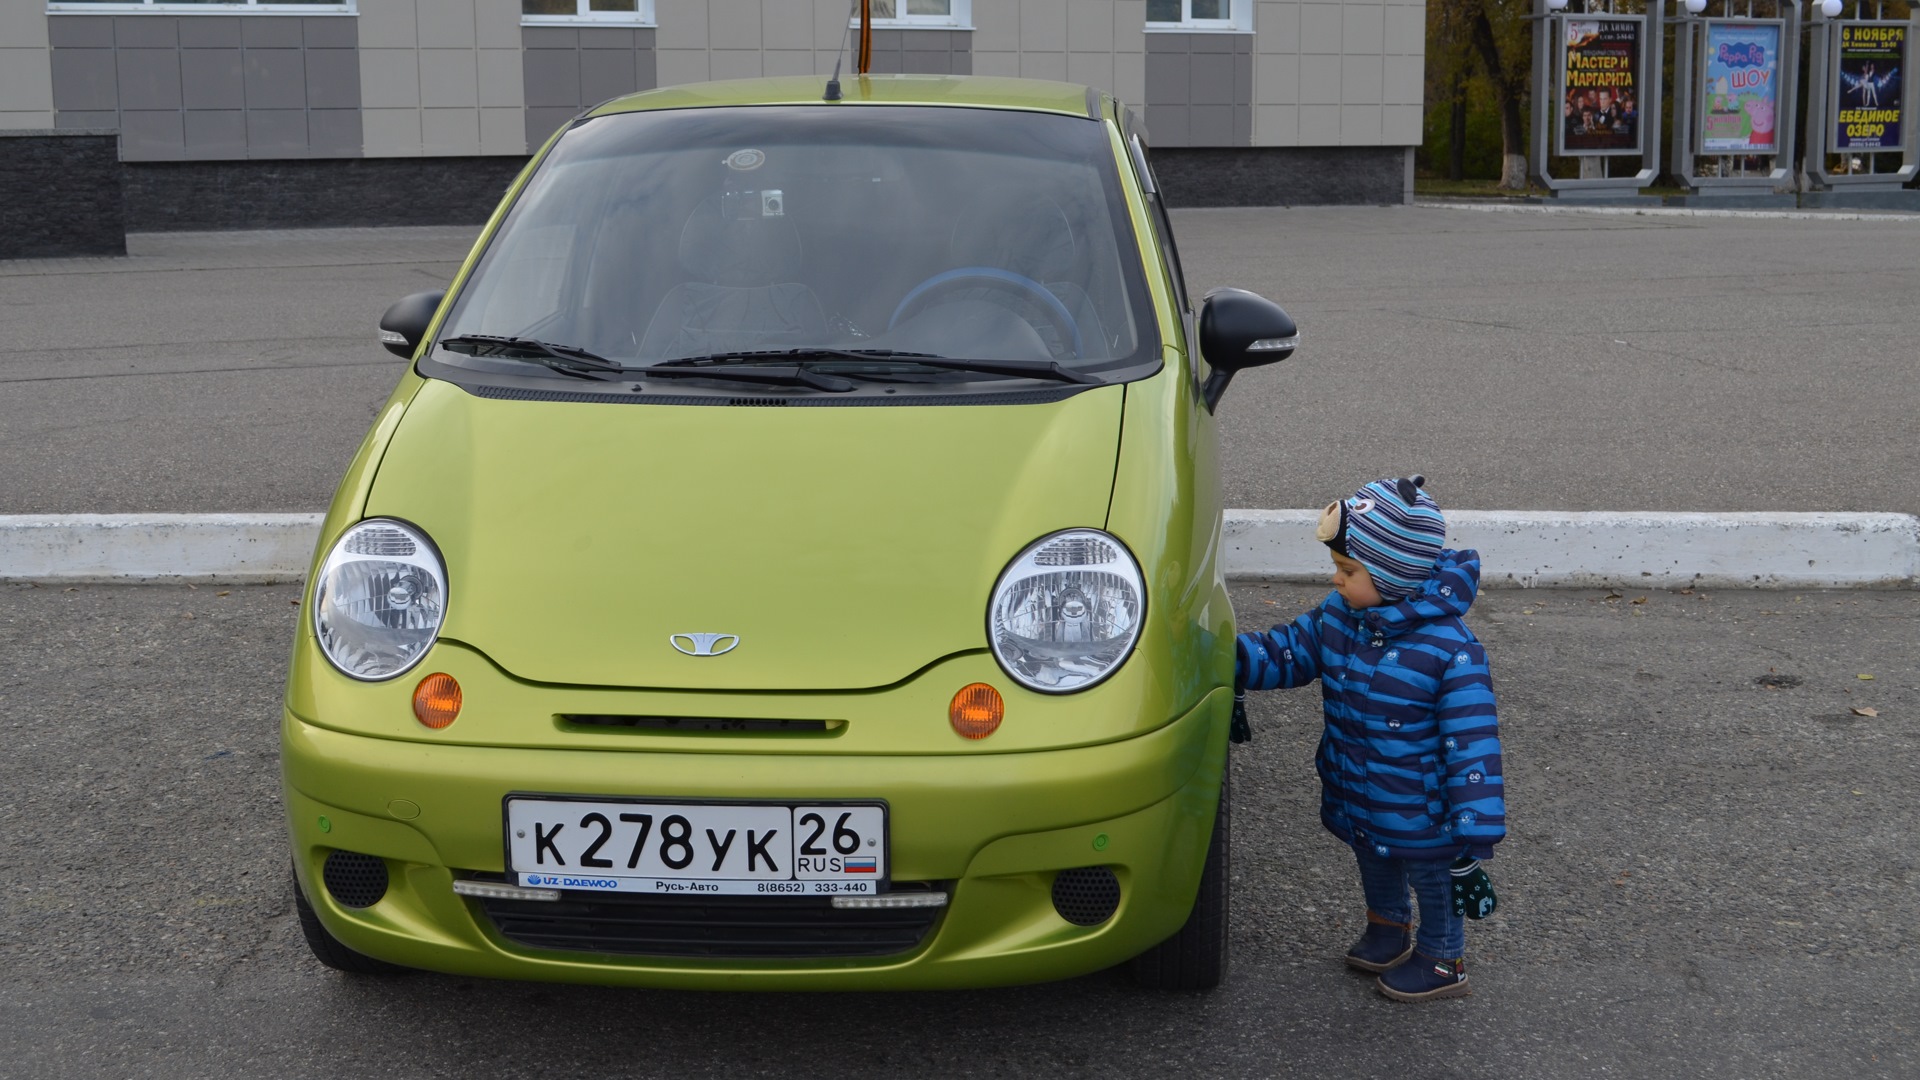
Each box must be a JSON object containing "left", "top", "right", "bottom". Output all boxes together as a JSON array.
[{"left": 887, "top": 267, "right": 1085, "bottom": 358}]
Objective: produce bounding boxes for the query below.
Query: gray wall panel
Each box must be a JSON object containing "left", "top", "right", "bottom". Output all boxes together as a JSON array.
[
  {"left": 117, "top": 49, "right": 183, "bottom": 110},
  {"left": 522, "top": 47, "right": 583, "bottom": 108},
  {"left": 522, "top": 26, "right": 655, "bottom": 151},
  {"left": 120, "top": 109, "right": 184, "bottom": 159},
  {"left": 51, "top": 14, "right": 361, "bottom": 161},
  {"left": 240, "top": 16, "right": 304, "bottom": 50},
  {"left": 184, "top": 110, "right": 247, "bottom": 158},
  {"left": 304, "top": 47, "right": 361, "bottom": 109},
  {"left": 113, "top": 15, "right": 176, "bottom": 49},
  {"left": 55, "top": 110, "right": 119, "bottom": 129},
  {"left": 181, "top": 50, "right": 246, "bottom": 110},
  {"left": 52, "top": 49, "right": 119, "bottom": 113},
  {"left": 308, "top": 108, "right": 363, "bottom": 155},
  {"left": 580, "top": 48, "right": 638, "bottom": 104},
  {"left": 866, "top": 28, "right": 968, "bottom": 75},
  {"left": 245, "top": 108, "right": 309, "bottom": 155},
  {"left": 303, "top": 16, "right": 357, "bottom": 49},
  {"left": 179, "top": 17, "right": 242, "bottom": 49},
  {"left": 1143, "top": 32, "right": 1251, "bottom": 147},
  {"left": 48, "top": 17, "right": 114, "bottom": 49},
  {"left": 245, "top": 50, "right": 308, "bottom": 111}
]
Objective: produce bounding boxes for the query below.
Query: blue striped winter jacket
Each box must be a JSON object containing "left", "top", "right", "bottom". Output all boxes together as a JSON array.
[{"left": 1236, "top": 549, "right": 1506, "bottom": 861}]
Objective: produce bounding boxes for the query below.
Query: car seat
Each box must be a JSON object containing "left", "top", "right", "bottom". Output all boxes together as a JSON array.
[{"left": 636, "top": 194, "right": 829, "bottom": 362}]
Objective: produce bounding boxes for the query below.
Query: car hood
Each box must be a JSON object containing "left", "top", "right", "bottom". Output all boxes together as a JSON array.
[{"left": 364, "top": 380, "right": 1126, "bottom": 691}]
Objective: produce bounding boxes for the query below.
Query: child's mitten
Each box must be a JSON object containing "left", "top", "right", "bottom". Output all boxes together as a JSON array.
[
  {"left": 1229, "top": 691, "right": 1251, "bottom": 744},
  {"left": 1450, "top": 857, "right": 1497, "bottom": 919}
]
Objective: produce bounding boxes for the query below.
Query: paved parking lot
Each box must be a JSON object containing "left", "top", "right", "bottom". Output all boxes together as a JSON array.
[
  {"left": 3, "top": 206, "right": 1918, "bottom": 517},
  {"left": 2, "top": 581, "right": 1914, "bottom": 1078}
]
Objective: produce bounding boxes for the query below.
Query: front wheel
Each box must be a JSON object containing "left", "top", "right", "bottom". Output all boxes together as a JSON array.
[
  {"left": 292, "top": 865, "right": 408, "bottom": 975},
  {"left": 1130, "top": 757, "right": 1230, "bottom": 990}
]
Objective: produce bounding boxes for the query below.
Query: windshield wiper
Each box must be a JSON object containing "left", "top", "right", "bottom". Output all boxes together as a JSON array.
[
  {"left": 439, "top": 336, "right": 854, "bottom": 392},
  {"left": 659, "top": 348, "right": 1102, "bottom": 386},
  {"left": 438, "top": 335, "right": 627, "bottom": 379}
]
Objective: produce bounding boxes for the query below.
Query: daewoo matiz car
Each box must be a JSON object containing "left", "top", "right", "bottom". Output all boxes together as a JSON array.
[{"left": 286, "top": 74, "right": 1297, "bottom": 991}]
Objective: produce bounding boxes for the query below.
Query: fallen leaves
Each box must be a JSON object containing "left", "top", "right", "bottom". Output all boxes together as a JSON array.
[
  {"left": 1851, "top": 706, "right": 1879, "bottom": 718},
  {"left": 1857, "top": 674, "right": 1875, "bottom": 681}
]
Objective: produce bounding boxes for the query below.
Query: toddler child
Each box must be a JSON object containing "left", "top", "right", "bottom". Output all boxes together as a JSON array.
[{"left": 1236, "top": 476, "right": 1505, "bottom": 1002}]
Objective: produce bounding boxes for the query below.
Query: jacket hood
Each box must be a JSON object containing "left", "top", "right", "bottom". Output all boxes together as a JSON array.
[{"left": 1363, "top": 548, "right": 1481, "bottom": 638}]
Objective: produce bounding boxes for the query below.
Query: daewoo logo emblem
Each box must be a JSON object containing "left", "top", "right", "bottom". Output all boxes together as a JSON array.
[{"left": 670, "top": 633, "right": 740, "bottom": 657}]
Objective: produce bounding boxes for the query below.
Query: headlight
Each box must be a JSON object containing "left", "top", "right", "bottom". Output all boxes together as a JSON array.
[
  {"left": 312, "top": 519, "right": 447, "bottom": 681},
  {"left": 988, "top": 529, "right": 1145, "bottom": 693}
]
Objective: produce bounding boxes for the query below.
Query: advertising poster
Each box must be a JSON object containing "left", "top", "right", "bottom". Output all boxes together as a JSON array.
[
  {"left": 1699, "top": 21, "right": 1782, "bottom": 154},
  {"left": 1834, "top": 22, "right": 1907, "bottom": 151},
  {"left": 1559, "top": 17, "right": 1643, "bottom": 155}
]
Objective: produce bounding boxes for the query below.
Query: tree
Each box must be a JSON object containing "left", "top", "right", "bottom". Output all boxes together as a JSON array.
[{"left": 1466, "top": 0, "right": 1532, "bottom": 190}]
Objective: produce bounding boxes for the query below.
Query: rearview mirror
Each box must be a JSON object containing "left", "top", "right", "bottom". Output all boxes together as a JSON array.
[
  {"left": 378, "top": 290, "right": 446, "bottom": 359},
  {"left": 1198, "top": 287, "right": 1298, "bottom": 412}
]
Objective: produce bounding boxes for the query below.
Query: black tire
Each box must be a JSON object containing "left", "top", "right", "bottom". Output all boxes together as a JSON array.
[
  {"left": 1130, "top": 756, "right": 1230, "bottom": 991},
  {"left": 292, "top": 865, "right": 409, "bottom": 975}
]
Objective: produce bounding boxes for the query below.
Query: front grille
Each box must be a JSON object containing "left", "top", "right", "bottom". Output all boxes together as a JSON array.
[
  {"left": 562, "top": 715, "right": 836, "bottom": 734},
  {"left": 474, "top": 883, "right": 946, "bottom": 959}
]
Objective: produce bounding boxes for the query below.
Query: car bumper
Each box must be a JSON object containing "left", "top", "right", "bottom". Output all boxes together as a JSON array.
[{"left": 283, "top": 687, "right": 1228, "bottom": 990}]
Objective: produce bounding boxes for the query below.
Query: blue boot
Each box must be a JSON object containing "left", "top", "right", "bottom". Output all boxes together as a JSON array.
[
  {"left": 1377, "top": 952, "right": 1471, "bottom": 1002},
  {"left": 1343, "top": 913, "right": 1413, "bottom": 973}
]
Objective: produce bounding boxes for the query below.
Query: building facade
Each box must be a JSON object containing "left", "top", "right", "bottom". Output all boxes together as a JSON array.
[{"left": 0, "top": 0, "right": 1423, "bottom": 241}]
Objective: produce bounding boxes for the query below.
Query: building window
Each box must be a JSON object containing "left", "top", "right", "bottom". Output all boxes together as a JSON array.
[
  {"left": 855, "top": 0, "right": 972, "bottom": 29},
  {"left": 522, "top": 0, "right": 655, "bottom": 25},
  {"left": 47, "top": 0, "right": 353, "bottom": 11},
  {"left": 1146, "top": 0, "right": 1250, "bottom": 32}
]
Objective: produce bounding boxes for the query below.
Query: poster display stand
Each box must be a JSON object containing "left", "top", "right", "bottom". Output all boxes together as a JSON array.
[
  {"left": 1530, "top": 0, "right": 1665, "bottom": 199},
  {"left": 1803, "top": 6, "right": 1917, "bottom": 200},
  {"left": 1668, "top": 1, "right": 1800, "bottom": 201}
]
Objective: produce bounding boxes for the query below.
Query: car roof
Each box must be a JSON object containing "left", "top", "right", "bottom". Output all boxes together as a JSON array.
[{"left": 588, "top": 74, "right": 1107, "bottom": 121}]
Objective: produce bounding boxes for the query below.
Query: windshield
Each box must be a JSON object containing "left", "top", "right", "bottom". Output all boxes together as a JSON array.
[{"left": 434, "top": 105, "right": 1156, "bottom": 386}]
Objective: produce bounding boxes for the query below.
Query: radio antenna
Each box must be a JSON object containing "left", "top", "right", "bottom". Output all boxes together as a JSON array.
[{"left": 824, "top": 0, "right": 858, "bottom": 100}]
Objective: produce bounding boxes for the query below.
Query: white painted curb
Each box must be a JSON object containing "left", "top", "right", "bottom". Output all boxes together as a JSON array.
[
  {"left": 1225, "top": 510, "right": 1920, "bottom": 589},
  {"left": 3, "top": 510, "right": 1916, "bottom": 588},
  {"left": 0, "top": 513, "right": 323, "bottom": 584}
]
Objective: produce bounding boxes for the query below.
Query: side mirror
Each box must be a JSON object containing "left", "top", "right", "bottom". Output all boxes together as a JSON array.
[
  {"left": 378, "top": 290, "right": 446, "bottom": 359},
  {"left": 1198, "top": 287, "right": 1298, "bottom": 412}
]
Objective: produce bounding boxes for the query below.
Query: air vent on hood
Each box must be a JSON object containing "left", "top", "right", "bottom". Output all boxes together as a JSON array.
[{"left": 729, "top": 397, "right": 788, "bottom": 407}]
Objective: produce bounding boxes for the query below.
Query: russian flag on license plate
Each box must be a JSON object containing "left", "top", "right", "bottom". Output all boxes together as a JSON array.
[{"left": 845, "top": 857, "right": 877, "bottom": 873}]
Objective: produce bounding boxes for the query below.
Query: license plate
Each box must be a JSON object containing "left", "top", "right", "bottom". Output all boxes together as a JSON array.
[{"left": 505, "top": 797, "right": 887, "bottom": 896}]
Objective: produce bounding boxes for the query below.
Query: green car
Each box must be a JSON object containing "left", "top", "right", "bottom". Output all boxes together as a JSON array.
[{"left": 285, "top": 74, "right": 1297, "bottom": 991}]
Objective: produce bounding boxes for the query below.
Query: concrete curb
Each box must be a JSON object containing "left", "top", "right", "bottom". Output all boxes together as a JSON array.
[
  {"left": 1227, "top": 510, "right": 1920, "bottom": 588},
  {"left": 3, "top": 511, "right": 1917, "bottom": 589},
  {"left": 1415, "top": 199, "right": 1920, "bottom": 223},
  {"left": 0, "top": 513, "right": 323, "bottom": 584}
]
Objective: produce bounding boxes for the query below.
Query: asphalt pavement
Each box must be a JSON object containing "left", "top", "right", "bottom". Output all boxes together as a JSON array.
[
  {"left": 3, "top": 206, "right": 1918, "bottom": 517},
  {"left": 2, "top": 581, "right": 1914, "bottom": 1079}
]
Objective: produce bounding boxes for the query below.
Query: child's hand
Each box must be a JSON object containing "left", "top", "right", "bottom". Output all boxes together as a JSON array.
[{"left": 1229, "top": 691, "right": 1251, "bottom": 744}]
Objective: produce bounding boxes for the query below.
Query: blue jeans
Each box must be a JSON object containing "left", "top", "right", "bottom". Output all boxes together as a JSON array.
[{"left": 1353, "top": 844, "right": 1465, "bottom": 961}]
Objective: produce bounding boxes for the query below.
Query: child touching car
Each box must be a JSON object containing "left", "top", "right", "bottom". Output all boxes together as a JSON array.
[{"left": 1235, "top": 477, "right": 1505, "bottom": 1001}]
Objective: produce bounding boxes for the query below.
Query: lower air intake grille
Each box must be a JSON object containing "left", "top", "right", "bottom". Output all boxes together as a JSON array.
[
  {"left": 475, "top": 884, "right": 945, "bottom": 959},
  {"left": 1051, "top": 866, "right": 1120, "bottom": 926},
  {"left": 323, "top": 850, "right": 389, "bottom": 909}
]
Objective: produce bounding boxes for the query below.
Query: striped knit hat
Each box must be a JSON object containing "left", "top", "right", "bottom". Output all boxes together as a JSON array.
[{"left": 1317, "top": 476, "right": 1447, "bottom": 602}]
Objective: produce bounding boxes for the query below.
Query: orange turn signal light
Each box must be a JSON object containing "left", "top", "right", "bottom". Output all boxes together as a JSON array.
[
  {"left": 949, "top": 683, "right": 1004, "bottom": 740},
  {"left": 412, "top": 672, "right": 462, "bottom": 729}
]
